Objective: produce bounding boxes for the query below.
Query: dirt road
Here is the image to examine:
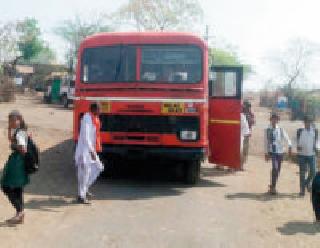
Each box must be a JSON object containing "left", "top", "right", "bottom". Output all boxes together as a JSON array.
[{"left": 0, "top": 95, "right": 319, "bottom": 248}]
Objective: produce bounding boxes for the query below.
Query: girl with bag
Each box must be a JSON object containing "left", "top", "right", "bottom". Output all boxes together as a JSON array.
[{"left": 1, "top": 110, "right": 29, "bottom": 224}]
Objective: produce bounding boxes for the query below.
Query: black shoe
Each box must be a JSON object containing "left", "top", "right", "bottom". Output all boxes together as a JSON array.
[
  {"left": 77, "top": 197, "right": 91, "bottom": 205},
  {"left": 299, "top": 191, "right": 305, "bottom": 197}
]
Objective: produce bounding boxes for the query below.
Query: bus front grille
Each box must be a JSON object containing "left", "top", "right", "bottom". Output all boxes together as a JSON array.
[{"left": 99, "top": 115, "right": 200, "bottom": 134}]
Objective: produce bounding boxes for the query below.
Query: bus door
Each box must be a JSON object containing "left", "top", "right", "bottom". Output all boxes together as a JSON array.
[{"left": 208, "top": 66, "right": 243, "bottom": 169}]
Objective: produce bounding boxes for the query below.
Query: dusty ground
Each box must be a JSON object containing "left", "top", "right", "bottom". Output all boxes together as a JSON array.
[{"left": 0, "top": 95, "right": 319, "bottom": 248}]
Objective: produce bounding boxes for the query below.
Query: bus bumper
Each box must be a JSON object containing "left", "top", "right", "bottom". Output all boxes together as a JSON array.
[{"left": 101, "top": 145, "right": 206, "bottom": 161}]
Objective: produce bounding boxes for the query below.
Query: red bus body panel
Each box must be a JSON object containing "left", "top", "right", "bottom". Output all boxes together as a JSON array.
[
  {"left": 208, "top": 66, "right": 243, "bottom": 169},
  {"left": 208, "top": 99, "right": 241, "bottom": 168}
]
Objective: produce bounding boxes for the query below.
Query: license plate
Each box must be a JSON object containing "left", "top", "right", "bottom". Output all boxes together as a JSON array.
[
  {"left": 100, "top": 102, "right": 111, "bottom": 113},
  {"left": 161, "top": 103, "right": 185, "bottom": 113}
]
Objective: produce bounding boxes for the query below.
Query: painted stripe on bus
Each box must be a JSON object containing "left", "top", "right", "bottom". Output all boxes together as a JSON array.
[
  {"left": 210, "top": 119, "right": 240, "bottom": 125},
  {"left": 73, "top": 97, "right": 207, "bottom": 103}
]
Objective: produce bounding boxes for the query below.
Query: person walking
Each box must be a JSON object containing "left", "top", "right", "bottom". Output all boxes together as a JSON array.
[
  {"left": 296, "top": 115, "right": 319, "bottom": 196},
  {"left": 75, "top": 103, "right": 104, "bottom": 204},
  {"left": 240, "top": 111, "right": 250, "bottom": 170},
  {"left": 242, "top": 101, "right": 255, "bottom": 166},
  {"left": 1, "top": 111, "right": 29, "bottom": 224},
  {"left": 264, "top": 113, "right": 292, "bottom": 195},
  {"left": 243, "top": 100, "right": 255, "bottom": 129}
]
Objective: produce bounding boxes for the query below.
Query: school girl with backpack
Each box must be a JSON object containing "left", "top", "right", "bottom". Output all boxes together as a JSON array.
[{"left": 1, "top": 110, "right": 39, "bottom": 224}]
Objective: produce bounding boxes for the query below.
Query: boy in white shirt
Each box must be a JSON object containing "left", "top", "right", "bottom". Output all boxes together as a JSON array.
[
  {"left": 265, "top": 113, "right": 292, "bottom": 195},
  {"left": 297, "top": 115, "right": 319, "bottom": 196}
]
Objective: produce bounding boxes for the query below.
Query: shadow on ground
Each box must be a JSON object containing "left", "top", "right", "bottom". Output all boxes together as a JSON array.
[
  {"left": 225, "top": 192, "right": 301, "bottom": 202},
  {"left": 24, "top": 197, "right": 71, "bottom": 212},
  {"left": 201, "top": 167, "right": 236, "bottom": 177},
  {"left": 22, "top": 139, "right": 225, "bottom": 211},
  {"left": 37, "top": 102, "right": 73, "bottom": 112},
  {"left": 0, "top": 221, "right": 18, "bottom": 228},
  {"left": 277, "top": 221, "right": 320, "bottom": 235}
]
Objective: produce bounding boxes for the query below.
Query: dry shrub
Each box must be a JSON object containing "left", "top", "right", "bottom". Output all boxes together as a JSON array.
[{"left": 0, "top": 75, "right": 15, "bottom": 102}]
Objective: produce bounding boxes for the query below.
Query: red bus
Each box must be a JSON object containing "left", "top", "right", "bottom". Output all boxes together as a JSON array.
[{"left": 74, "top": 32, "right": 242, "bottom": 184}]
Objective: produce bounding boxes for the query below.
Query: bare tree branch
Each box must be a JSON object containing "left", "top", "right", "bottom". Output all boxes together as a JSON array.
[
  {"left": 113, "top": 0, "right": 203, "bottom": 32},
  {"left": 269, "top": 38, "right": 319, "bottom": 94}
]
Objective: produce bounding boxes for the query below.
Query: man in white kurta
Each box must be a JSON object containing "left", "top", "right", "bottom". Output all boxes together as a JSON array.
[
  {"left": 75, "top": 105, "right": 104, "bottom": 204},
  {"left": 240, "top": 112, "right": 250, "bottom": 170}
]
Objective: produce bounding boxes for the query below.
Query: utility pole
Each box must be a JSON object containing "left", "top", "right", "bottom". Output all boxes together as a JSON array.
[
  {"left": 204, "top": 25, "right": 214, "bottom": 44},
  {"left": 204, "top": 25, "right": 209, "bottom": 43}
]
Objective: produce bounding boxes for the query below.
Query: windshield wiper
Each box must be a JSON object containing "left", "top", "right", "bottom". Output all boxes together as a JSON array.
[{"left": 114, "top": 45, "right": 124, "bottom": 81}]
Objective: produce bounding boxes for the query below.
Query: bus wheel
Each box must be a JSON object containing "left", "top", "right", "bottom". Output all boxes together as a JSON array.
[
  {"left": 101, "top": 158, "right": 114, "bottom": 178},
  {"left": 184, "top": 160, "right": 201, "bottom": 185}
]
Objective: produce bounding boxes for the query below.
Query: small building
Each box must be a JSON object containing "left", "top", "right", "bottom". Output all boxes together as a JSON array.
[{"left": 15, "top": 65, "right": 34, "bottom": 86}]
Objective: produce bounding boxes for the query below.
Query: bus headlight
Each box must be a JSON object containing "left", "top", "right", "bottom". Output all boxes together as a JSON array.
[{"left": 180, "top": 130, "right": 197, "bottom": 141}]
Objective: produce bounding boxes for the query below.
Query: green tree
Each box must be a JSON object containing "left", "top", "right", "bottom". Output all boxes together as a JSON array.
[
  {"left": 0, "top": 18, "right": 55, "bottom": 81},
  {"left": 209, "top": 47, "right": 252, "bottom": 76},
  {"left": 30, "top": 44, "right": 56, "bottom": 64},
  {"left": 54, "top": 15, "right": 112, "bottom": 72},
  {"left": 114, "top": 0, "right": 203, "bottom": 31},
  {"left": 17, "top": 18, "right": 44, "bottom": 62},
  {"left": 210, "top": 47, "right": 240, "bottom": 66}
]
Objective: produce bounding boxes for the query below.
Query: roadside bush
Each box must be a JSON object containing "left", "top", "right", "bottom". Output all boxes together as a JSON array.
[{"left": 0, "top": 75, "right": 15, "bottom": 102}]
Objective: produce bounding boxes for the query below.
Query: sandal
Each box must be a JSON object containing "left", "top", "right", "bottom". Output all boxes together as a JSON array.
[
  {"left": 268, "top": 185, "right": 277, "bottom": 195},
  {"left": 7, "top": 213, "right": 24, "bottom": 225}
]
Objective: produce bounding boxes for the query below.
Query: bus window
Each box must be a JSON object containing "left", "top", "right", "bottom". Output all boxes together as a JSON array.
[
  {"left": 210, "top": 71, "right": 237, "bottom": 97},
  {"left": 81, "top": 46, "right": 136, "bottom": 83},
  {"left": 140, "top": 45, "right": 202, "bottom": 83}
]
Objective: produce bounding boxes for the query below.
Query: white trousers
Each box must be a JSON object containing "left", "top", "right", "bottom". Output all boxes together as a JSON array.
[{"left": 77, "top": 161, "right": 103, "bottom": 199}]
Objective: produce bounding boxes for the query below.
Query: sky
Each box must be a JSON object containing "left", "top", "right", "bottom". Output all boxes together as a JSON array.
[{"left": 1, "top": 0, "right": 320, "bottom": 90}]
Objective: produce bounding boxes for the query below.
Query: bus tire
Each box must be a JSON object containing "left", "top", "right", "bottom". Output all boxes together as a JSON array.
[{"left": 184, "top": 160, "right": 201, "bottom": 185}]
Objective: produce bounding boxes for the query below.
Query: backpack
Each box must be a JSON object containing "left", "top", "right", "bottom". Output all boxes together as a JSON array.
[
  {"left": 297, "top": 128, "right": 318, "bottom": 152},
  {"left": 24, "top": 136, "right": 40, "bottom": 174},
  {"left": 14, "top": 129, "right": 40, "bottom": 174}
]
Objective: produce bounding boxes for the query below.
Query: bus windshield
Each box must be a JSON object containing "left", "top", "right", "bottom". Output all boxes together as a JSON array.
[
  {"left": 141, "top": 45, "right": 202, "bottom": 83},
  {"left": 81, "top": 45, "right": 202, "bottom": 84},
  {"left": 82, "top": 46, "right": 136, "bottom": 83}
]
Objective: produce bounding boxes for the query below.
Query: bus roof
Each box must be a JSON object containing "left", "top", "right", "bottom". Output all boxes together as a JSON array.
[{"left": 80, "top": 32, "right": 207, "bottom": 51}]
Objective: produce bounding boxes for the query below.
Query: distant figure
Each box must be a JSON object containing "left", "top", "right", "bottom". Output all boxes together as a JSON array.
[
  {"left": 264, "top": 113, "right": 292, "bottom": 195},
  {"left": 296, "top": 115, "right": 319, "bottom": 196},
  {"left": 1, "top": 111, "right": 29, "bottom": 224},
  {"left": 240, "top": 112, "right": 250, "bottom": 170},
  {"left": 243, "top": 100, "right": 255, "bottom": 130},
  {"left": 312, "top": 172, "right": 320, "bottom": 222},
  {"left": 277, "top": 96, "right": 288, "bottom": 109},
  {"left": 75, "top": 103, "right": 104, "bottom": 204},
  {"left": 242, "top": 101, "right": 255, "bottom": 168}
]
